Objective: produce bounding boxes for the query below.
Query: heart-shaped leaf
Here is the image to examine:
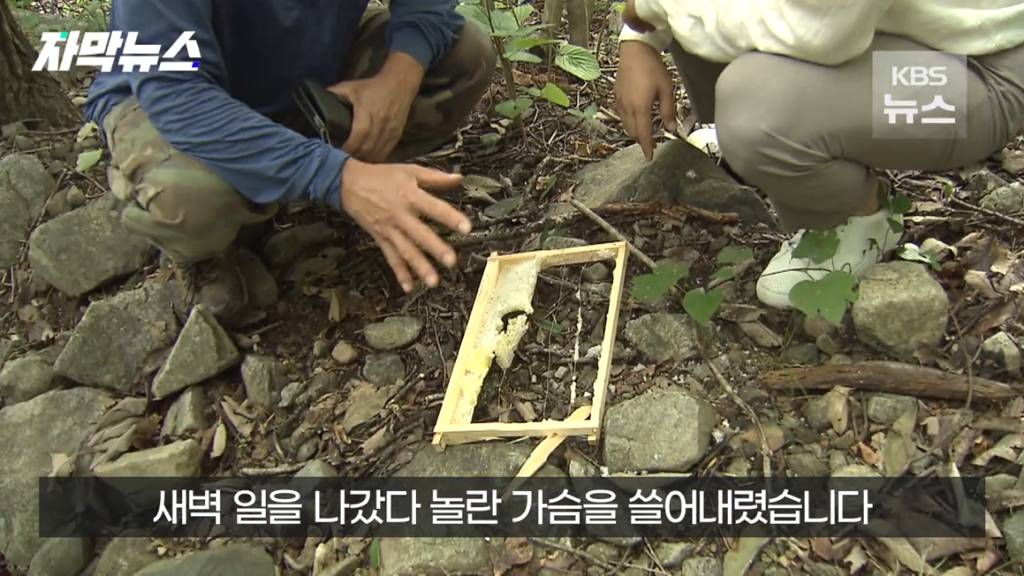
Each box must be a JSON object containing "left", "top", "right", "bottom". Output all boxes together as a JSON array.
[
  {"left": 630, "top": 261, "right": 688, "bottom": 303},
  {"left": 717, "top": 245, "right": 754, "bottom": 264},
  {"left": 555, "top": 43, "right": 601, "bottom": 81},
  {"left": 683, "top": 287, "right": 724, "bottom": 327},
  {"left": 792, "top": 230, "right": 840, "bottom": 264},
  {"left": 789, "top": 271, "right": 859, "bottom": 326},
  {"left": 495, "top": 97, "right": 533, "bottom": 120}
]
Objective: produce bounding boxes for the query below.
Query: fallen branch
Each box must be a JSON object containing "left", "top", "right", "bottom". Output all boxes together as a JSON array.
[
  {"left": 948, "top": 197, "right": 1024, "bottom": 227},
  {"left": 238, "top": 462, "right": 306, "bottom": 476},
  {"left": 569, "top": 199, "right": 657, "bottom": 269},
  {"left": 761, "top": 362, "right": 1019, "bottom": 401},
  {"left": 703, "top": 350, "right": 773, "bottom": 480}
]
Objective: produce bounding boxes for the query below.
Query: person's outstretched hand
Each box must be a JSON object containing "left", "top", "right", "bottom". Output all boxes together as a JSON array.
[
  {"left": 340, "top": 158, "right": 471, "bottom": 292},
  {"left": 329, "top": 53, "right": 424, "bottom": 162},
  {"left": 615, "top": 40, "right": 676, "bottom": 161}
]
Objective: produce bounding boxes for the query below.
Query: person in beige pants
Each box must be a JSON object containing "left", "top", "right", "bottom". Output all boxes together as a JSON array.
[{"left": 615, "top": 0, "right": 1024, "bottom": 308}]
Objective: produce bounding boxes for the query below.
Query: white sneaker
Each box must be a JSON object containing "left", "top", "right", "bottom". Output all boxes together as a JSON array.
[
  {"left": 756, "top": 209, "right": 902, "bottom": 309},
  {"left": 686, "top": 125, "right": 719, "bottom": 156}
]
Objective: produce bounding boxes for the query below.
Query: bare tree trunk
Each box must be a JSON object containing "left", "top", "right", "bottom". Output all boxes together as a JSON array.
[
  {"left": 542, "top": 0, "right": 564, "bottom": 62},
  {"left": 0, "top": 0, "right": 80, "bottom": 127},
  {"left": 566, "top": 0, "right": 591, "bottom": 48}
]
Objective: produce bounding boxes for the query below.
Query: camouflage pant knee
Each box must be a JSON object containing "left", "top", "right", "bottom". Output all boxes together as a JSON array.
[{"left": 104, "top": 10, "right": 495, "bottom": 264}]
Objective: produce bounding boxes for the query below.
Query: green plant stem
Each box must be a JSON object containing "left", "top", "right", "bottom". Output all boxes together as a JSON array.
[{"left": 482, "top": 0, "right": 526, "bottom": 141}]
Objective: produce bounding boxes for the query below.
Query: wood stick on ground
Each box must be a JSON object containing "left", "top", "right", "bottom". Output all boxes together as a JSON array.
[
  {"left": 528, "top": 537, "right": 667, "bottom": 575},
  {"left": 238, "top": 462, "right": 306, "bottom": 476},
  {"left": 569, "top": 199, "right": 658, "bottom": 269},
  {"left": 949, "top": 197, "right": 1024, "bottom": 227},
  {"left": 761, "top": 361, "right": 1019, "bottom": 401}
]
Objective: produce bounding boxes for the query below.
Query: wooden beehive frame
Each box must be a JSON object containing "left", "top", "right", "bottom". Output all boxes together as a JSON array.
[{"left": 432, "top": 241, "right": 629, "bottom": 448}]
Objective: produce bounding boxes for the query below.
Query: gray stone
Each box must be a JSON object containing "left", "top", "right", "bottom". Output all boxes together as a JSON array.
[
  {"left": 0, "top": 352, "right": 59, "bottom": 404},
  {"left": 802, "top": 314, "right": 836, "bottom": 340},
  {"left": 241, "top": 354, "right": 288, "bottom": 410},
  {"left": 866, "top": 393, "right": 918, "bottom": 426},
  {"left": 0, "top": 154, "right": 55, "bottom": 268},
  {"left": 28, "top": 194, "right": 153, "bottom": 296},
  {"left": 152, "top": 305, "right": 240, "bottom": 398},
  {"left": 982, "top": 331, "right": 1022, "bottom": 376},
  {"left": 830, "top": 464, "right": 881, "bottom": 479},
  {"left": 365, "top": 316, "right": 423, "bottom": 350},
  {"left": 623, "top": 313, "right": 698, "bottom": 363},
  {"left": 398, "top": 443, "right": 564, "bottom": 479},
  {"left": 65, "top": 185, "right": 85, "bottom": 208},
  {"left": 45, "top": 187, "right": 71, "bottom": 217},
  {"left": 585, "top": 542, "right": 620, "bottom": 564},
  {"left": 237, "top": 248, "right": 279, "bottom": 309},
  {"left": 781, "top": 343, "right": 820, "bottom": 365},
  {"left": 582, "top": 263, "right": 610, "bottom": 282},
  {"left": 815, "top": 334, "right": 841, "bottom": 356},
  {"left": 263, "top": 222, "right": 336, "bottom": 268},
  {"left": 2, "top": 121, "right": 27, "bottom": 138},
  {"left": 560, "top": 140, "right": 773, "bottom": 225},
  {"left": 294, "top": 459, "right": 336, "bottom": 478},
  {"left": 380, "top": 539, "right": 492, "bottom": 576},
  {"left": 27, "top": 537, "right": 92, "bottom": 576},
  {"left": 93, "top": 439, "right": 202, "bottom": 477},
  {"left": 801, "top": 396, "right": 831, "bottom": 431},
  {"left": 851, "top": 262, "right": 949, "bottom": 357},
  {"left": 341, "top": 382, "right": 396, "bottom": 432},
  {"left": 383, "top": 444, "right": 563, "bottom": 576},
  {"left": 604, "top": 388, "right": 717, "bottom": 472},
  {"left": 1004, "top": 511, "right": 1024, "bottom": 563},
  {"left": 363, "top": 353, "right": 406, "bottom": 386},
  {"left": 278, "top": 381, "right": 305, "bottom": 409},
  {"left": 980, "top": 182, "right": 1024, "bottom": 213},
  {"left": 331, "top": 340, "right": 359, "bottom": 365},
  {"left": 679, "top": 557, "right": 723, "bottom": 576},
  {"left": 55, "top": 283, "right": 178, "bottom": 393},
  {"left": 1003, "top": 149, "right": 1024, "bottom": 175},
  {"left": 541, "top": 236, "right": 588, "bottom": 250},
  {"left": 93, "top": 537, "right": 161, "bottom": 576},
  {"left": 161, "top": 387, "right": 210, "bottom": 438},
  {"left": 653, "top": 541, "right": 695, "bottom": 569},
  {"left": 134, "top": 545, "right": 275, "bottom": 576},
  {"left": 0, "top": 388, "right": 115, "bottom": 567},
  {"left": 787, "top": 450, "right": 829, "bottom": 477}
]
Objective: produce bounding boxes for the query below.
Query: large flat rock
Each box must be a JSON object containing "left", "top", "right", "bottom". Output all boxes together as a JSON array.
[
  {"left": 28, "top": 193, "right": 153, "bottom": 296},
  {"left": 852, "top": 262, "right": 949, "bottom": 358},
  {"left": 134, "top": 545, "right": 275, "bottom": 576},
  {"left": 0, "top": 154, "right": 55, "bottom": 268},
  {"left": 151, "top": 305, "right": 240, "bottom": 399},
  {"left": 604, "top": 388, "right": 717, "bottom": 473},
  {"left": 0, "top": 387, "right": 115, "bottom": 568},
  {"left": 55, "top": 283, "right": 179, "bottom": 393},
  {"left": 556, "top": 141, "right": 773, "bottom": 225}
]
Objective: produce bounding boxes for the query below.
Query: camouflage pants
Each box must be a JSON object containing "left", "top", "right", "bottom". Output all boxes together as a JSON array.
[{"left": 103, "top": 8, "right": 495, "bottom": 264}]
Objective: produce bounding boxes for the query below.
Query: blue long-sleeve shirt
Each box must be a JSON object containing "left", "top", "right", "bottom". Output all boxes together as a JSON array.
[{"left": 86, "top": 0, "right": 464, "bottom": 210}]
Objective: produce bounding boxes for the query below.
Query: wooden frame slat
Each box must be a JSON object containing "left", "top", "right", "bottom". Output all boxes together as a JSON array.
[{"left": 432, "top": 242, "right": 629, "bottom": 448}]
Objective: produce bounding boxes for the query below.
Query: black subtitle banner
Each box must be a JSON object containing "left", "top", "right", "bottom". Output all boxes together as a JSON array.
[{"left": 39, "top": 475, "right": 986, "bottom": 539}]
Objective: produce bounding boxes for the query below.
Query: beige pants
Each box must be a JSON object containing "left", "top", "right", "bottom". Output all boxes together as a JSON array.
[
  {"left": 672, "top": 35, "right": 1024, "bottom": 231},
  {"left": 103, "top": 9, "right": 495, "bottom": 264}
]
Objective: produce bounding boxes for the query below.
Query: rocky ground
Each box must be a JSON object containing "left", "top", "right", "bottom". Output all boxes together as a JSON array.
[{"left": 4, "top": 4, "right": 1024, "bottom": 576}]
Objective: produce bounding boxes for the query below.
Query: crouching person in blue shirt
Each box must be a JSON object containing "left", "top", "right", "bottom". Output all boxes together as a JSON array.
[{"left": 86, "top": 0, "right": 496, "bottom": 324}]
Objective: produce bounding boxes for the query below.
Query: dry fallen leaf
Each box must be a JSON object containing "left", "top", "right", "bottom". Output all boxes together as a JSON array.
[
  {"left": 211, "top": 421, "right": 227, "bottom": 459},
  {"left": 826, "top": 386, "right": 851, "bottom": 434},
  {"left": 843, "top": 544, "right": 868, "bottom": 574}
]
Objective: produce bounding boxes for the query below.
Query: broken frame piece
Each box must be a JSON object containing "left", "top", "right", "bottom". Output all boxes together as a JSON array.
[{"left": 433, "top": 241, "right": 629, "bottom": 448}]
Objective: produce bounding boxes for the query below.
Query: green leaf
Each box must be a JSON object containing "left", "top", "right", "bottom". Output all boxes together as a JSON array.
[
  {"left": 539, "top": 82, "right": 570, "bottom": 107},
  {"left": 612, "top": 1, "right": 626, "bottom": 13},
  {"left": 512, "top": 4, "right": 535, "bottom": 22},
  {"left": 536, "top": 318, "right": 569, "bottom": 335},
  {"left": 455, "top": 4, "right": 489, "bottom": 25},
  {"left": 888, "top": 193, "right": 912, "bottom": 215},
  {"left": 630, "top": 262, "right": 689, "bottom": 303},
  {"left": 507, "top": 36, "right": 560, "bottom": 51},
  {"left": 712, "top": 267, "right": 737, "bottom": 281},
  {"left": 789, "top": 271, "right": 859, "bottom": 326},
  {"left": 555, "top": 43, "right": 601, "bottom": 81},
  {"left": 716, "top": 245, "right": 754, "bottom": 265},
  {"left": 683, "top": 288, "right": 724, "bottom": 327},
  {"left": 369, "top": 539, "right": 381, "bottom": 568},
  {"left": 76, "top": 149, "right": 102, "bottom": 173},
  {"left": 792, "top": 230, "right": 840, "bottom": 264},
  {"left": 495, "top": 97, "right": 533, "bottom": 120},
  {"left": 505, "top": 50, "right": 542, "bottom": 63}
]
